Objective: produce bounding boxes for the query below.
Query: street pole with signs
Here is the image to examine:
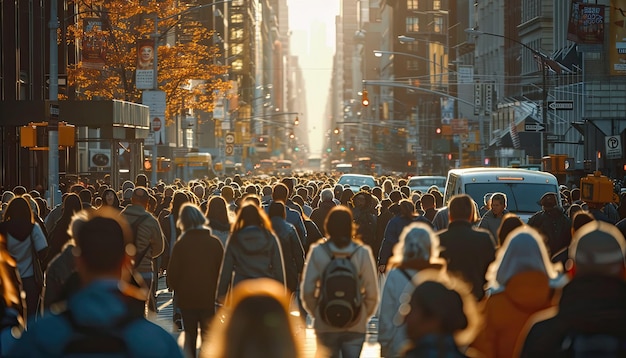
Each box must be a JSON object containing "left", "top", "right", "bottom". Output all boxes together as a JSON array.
[{"left": 48, "top": 0, "right": 62, "bottom": 207}]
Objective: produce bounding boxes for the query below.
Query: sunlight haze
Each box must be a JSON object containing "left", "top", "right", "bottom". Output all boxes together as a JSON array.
[{"left": 288, "top": 0, "right": 339, "bottom": 156}]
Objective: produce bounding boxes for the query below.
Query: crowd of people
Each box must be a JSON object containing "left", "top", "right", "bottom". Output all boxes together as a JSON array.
[{"left": 0, "top": 172, "right": 624, "bottom": 357}]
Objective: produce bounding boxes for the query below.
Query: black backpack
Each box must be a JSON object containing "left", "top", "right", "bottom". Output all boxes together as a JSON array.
[
  {"left": 559, "top": 332, "right": 626, "bottom": 357},
  {"left": 318, "top": 242, "right": 363, "bottom": 328}
]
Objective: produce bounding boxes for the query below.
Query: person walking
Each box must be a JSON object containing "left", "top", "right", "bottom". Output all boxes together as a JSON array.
[
  {"left": 527, "top": 192, "right": 571, "bottom": 257},
  {"left": 205, "top": 196, "right": 232, "bottom": 246},
  {"left": 7, "top": 207, "right": 182, "bottom": 357},
  {"left": 311, "top": 188, "right": 337, "bottom": 237},
  {"left": 301, "top": 206, "right": 379, "bottom": 358},
  {"left": 0, "top": 196, "right": 48, "bottom": 319},
  {"left": 438, "top": 194, "right": 496, "bottom": 301},
  {"left": 471, "top": 226, "right": 563, "bottom": 358},
  {"left": 519, "top": 221, "right": 626, "bottom": 356},
  {"left": 216, "top": 202, "right": 285, "bottom": 303},
  {"left": 478, "top": 192, "right": 509, "bottom": 240},
  {"left": 167, "top": 203, "right": 224, "bottom": 358},
  {"left": 378, "top": 222, "right": 445, "bottom": 358}
]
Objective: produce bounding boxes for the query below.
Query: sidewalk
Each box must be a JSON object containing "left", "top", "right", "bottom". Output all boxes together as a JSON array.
[{"left": 148, "top": 275, "right": 381, "bottom": 357}]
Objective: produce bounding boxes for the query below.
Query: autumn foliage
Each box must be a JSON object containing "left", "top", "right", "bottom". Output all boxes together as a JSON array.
[{"left": 65, "top": 0, "right": 230, "bottom": 125}]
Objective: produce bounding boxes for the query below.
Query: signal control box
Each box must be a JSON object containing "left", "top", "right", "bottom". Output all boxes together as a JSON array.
[{"left": 580, "top": 171, "right": 614, "bottom": 204}]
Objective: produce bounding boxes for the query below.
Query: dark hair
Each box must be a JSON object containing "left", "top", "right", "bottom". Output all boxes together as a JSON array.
[
  {"left": 398, "top": 199, "right": 416, "bottom": 220},
  {"left": 448, "top": 194, "right": 474, "bottom": 222},
  {"left": 272, "top": 183, "right": 289, "bottom": 202},
  {"left": 232, "top": 202, "right": 272, "bottom": 233},
  {"left": 269, "top": 201, "right": 286, "bottom": 219},
  {"left": 496, "top": 213, "right": 524, "bottom": 246},
  {"left": 410, "top": 281, "right": 468, "bottom": 333},
  {"left": 2, "top": 197, "right": 33, "bottom": 224},
  {"left": 572, "top": 211, "right": 594, "bottom": 233},
  {"left": 207, "top": 196, "right": 230, "bottom": 224},
  {"left": 324, "top": 206, "right": 355, "bottom": 248}
]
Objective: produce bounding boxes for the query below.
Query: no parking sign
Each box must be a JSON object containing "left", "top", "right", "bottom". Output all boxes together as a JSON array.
[{"left": 605, "top": 135, "right": 622, "bottom": 159}]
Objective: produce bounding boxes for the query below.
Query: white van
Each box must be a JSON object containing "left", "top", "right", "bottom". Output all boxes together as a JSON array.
[{"left": 443, "top": 168, "right": 561, "bottom": 222}]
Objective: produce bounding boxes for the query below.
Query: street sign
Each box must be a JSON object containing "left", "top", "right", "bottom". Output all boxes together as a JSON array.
[
  {"left": 525, "top": 123, "right": 546, "bottom": 132},
  {"left": 144, "top": 133, "right": 155, "bottom": 146},
  {"left": 548, "top": 101, "right": 574, "bottom": 110},
  {"left": 225, "top": 144, "right": 234, "bottom": 156},
  {"left": 546, "top": 134, "right": 564, "bottom": 142},
  {"left": 225, "top": 132, "right": 235, "bottom": 144},
  {"left": 606, "top": 135, "right": 622, "bottom": 159}
]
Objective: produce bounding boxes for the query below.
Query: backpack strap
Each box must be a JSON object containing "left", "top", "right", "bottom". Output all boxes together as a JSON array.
[
  {"left": 321, "top": 241, "right": 361, "bottom": 260},
  {"left": 131, "top": 214, "right": 151, "bottom": 268},
  {"left": 398, "top": 268, "right": 412, "bottom": 281}
]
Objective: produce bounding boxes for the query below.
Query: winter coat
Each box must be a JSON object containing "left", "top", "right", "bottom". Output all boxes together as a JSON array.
[
  {"left": 471, "top": 271, "right": 557, "bottom": 358},
  {"left": 120, "top": 205, "right": 165, "bottom": 273},
  {"left": 527, "top": 207, "right": 571, "bottom": 256},
  {"left": 217, "top": 226, "right": 285, "bottom": 299},
  {"left": 8, "top": 279, "right": 182, "bottom": 357},
  {"left": 519, "top": 275, "right": 626, "bottom": 357},
  {"left": 300, "top": 240, "right": 379, "bottom": 334},
  {"left": 44, "top": 245, "right": 76, "bottom": 308},
  {"left": 167, "top": 228, "right": 224, "bottom": 310},
  {"left": 270, "top": 217, "right": 305, "bottom": 293},
  {"left": 438, "top": 221, "right": 496, "bottom": 301}
]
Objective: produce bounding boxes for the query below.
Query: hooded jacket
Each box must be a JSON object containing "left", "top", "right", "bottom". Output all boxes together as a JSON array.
[
  {"left": 217, "top": 225, "right": 285, "bottom": 299},
  {"left": 471, "top": 271, "right": 556, "bottom": 358},
  {"left": 270, "top": 216, "right": 305, "bottom": 292}
]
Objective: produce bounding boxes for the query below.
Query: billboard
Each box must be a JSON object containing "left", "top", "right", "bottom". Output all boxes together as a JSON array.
[
  {"left": 136, "top": 39, "right": 155, "bottom": 89},
  {"left": 567, "top": 2, "right": 605, "bottom": 45},
  {"left": 610, "top": 0, "right": 626, "bottom": 75},
  {"left": 82, "top": 18, "right": 107, "bottom": 69}
]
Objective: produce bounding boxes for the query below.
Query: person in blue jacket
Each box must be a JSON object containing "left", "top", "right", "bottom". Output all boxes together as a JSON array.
[{"left": 8, "top": 207, "right": 182, "bottom": 357}]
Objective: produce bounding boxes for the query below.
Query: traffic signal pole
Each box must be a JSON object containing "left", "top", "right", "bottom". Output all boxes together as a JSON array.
[{"left": 48, "top": 0, "right": 61, "bottom": 207}]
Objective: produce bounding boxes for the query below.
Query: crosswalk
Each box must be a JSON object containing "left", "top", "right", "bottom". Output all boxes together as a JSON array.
[{"left": 148, "top": 275, "right": 382, "bottom": 357}]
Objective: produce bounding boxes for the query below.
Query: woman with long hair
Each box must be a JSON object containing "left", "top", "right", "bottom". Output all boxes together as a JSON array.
[
  {"left": 167, "top": 203, "right": 224, "bottom": 358},
  {"left": 378, "top": 222, "right": 445, "bottom": 358},
  {"left": 0, "top": 197, "right": 48, "bottom": 318},
  {"left": 203, "top": 278, "right": 304, "bottom": 358},
  {"left": 205, "top": 196, "right": 232, "bottom": 246},
  {"left": 471, "top": 226, "right": 564, "bottom": 358},
  {"left": 216, "top": 202, "right": 285, "bottom": 303},
  {"left": 300, "top": 205, "right": 379, "bottom": 358}
]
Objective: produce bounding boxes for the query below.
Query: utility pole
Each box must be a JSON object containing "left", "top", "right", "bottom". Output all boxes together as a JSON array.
[{"left": 48, "top": 0, "right": 61, "bottom": 207}]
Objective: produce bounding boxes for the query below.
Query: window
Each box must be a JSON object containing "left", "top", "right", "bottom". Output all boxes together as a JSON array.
[
  {"left": 231, "top": 43, "right": 243, "bottom": 56},
  {"left": 406, "top": 17, "right": 419, "bottom": 32},
  {"left": 231, "top": 59, "right": 243, "bottom": 71},
  {"left": 407, "top": 0, "right": 418, "bottom": 10},
  {"left": 433, "top": 0, "right": 441, "bottom": 10},
  {"left": 407, "top": 60, "right": 420, "bottom": 70},
  {"left": 434, "top": 16, "right": 443, "bottom": 33},
  {"left": 231, "top": 14, "right": 243, "bottom": 24},
  {"left": 230, "top": 28, "right": 243, "bottom": 41}
]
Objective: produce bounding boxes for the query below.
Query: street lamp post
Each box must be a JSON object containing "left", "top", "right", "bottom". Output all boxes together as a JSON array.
[
  {"left": 148, "top": 0, "right": 232, "bottom": 185},
  {"left": 465, "top": 28, "right": 550, "bottom": 159},
  {"left": 48, "top": 0, "right": 61, "bottom": 207}
]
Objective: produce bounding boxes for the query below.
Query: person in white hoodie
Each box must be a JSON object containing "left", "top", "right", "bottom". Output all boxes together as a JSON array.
[
  {"left": 301, "top": 205, "right": 379, "bottom": 358},
  {"left": 377, "top": 222, "right": 445, "bottom": 357}
]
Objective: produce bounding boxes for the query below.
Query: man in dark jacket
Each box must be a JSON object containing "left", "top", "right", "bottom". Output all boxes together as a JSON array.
[
  {"left": 528, "top": 192, "right": 571, "bottom": 256},
  {"left": 437, "top": 194, "right": 496, "bottom": 301},
  {"left": 519, "top": 221, "right": 626, "bottom": 357},
  {"left": 268, "top": 202, "right": 305, "bottom": 293},
  {"left": 311, "top": 188, "right": 336, "bottom": 237}
]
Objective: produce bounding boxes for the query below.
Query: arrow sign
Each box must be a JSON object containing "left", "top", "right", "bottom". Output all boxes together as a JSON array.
[
  {"left": 525, "top": 123, "right": 546, "bottom": 132},
  {"left": 548, "top": 101, "right": 574, "bottom": 110}
]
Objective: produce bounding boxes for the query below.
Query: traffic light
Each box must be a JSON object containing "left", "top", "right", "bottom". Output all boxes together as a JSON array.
[
  {"left": 361, "top": 90, "right": 369, "bottom": 107},
  {"left": 294, "top": 116, "right": 299, "bottom": 126},
  {"left": 436, "top": 127, "right": 442, "bottom": 135}
]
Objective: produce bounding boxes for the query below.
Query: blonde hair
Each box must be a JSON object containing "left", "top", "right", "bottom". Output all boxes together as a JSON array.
[{"left": 202, "top": 278, "right": 303, "bottom": 358}]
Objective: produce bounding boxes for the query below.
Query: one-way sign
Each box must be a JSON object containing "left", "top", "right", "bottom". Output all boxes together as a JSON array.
[
  {"left": 525, "top": 123, "right": 546, "bottom": 132},
  {"left": 548, "top": 101, "right": 574, "bottom": 110}
]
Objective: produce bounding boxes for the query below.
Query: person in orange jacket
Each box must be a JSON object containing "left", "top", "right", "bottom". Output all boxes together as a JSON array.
[{"left": 470, "top": 226, "right": 567, "bottom": 358}]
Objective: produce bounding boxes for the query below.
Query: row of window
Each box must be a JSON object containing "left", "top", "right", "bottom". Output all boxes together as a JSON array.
[
  {"left": 405, "top": 15, "right": 445, "bottom": 33},
  {"left": 406, "top": 0, "right": 442, "bottom": 11}
]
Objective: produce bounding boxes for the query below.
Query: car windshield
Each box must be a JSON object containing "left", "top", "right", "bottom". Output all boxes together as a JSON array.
[
  {"left": 464, "top": 182, "right": 557, "bottom": 214},
  {"left": 339, "top": 176, "right": 375, "bottom": 188},
  {"left": 409, "top": 178, "right": 445, "bottom": 187}
]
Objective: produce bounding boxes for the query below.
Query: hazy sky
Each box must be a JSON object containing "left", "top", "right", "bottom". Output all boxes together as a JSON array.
[{"left": 287, "top": 0, "right": 339, "bottom": 155}]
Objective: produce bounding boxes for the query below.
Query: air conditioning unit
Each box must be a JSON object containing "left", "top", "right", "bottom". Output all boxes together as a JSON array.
[{"left": 90, "top": 149, "right": 111, "bottom": 168}]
